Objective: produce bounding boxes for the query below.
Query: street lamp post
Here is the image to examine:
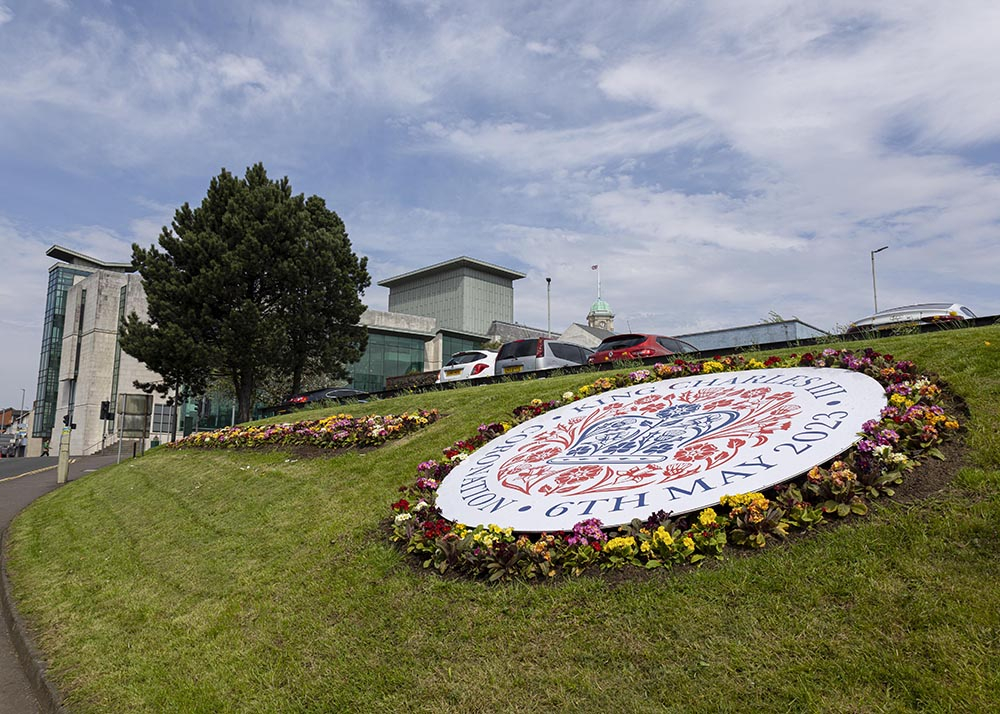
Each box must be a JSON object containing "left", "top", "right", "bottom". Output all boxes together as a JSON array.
[
  {"left": 18, "top": 388, "right": 25, "bottom": 428},
  {"left": 870, "top": 245, "right": 889, "bottom": 313},
  {"left": 546, "top": 277, "right": 552, "bottom": 337}
]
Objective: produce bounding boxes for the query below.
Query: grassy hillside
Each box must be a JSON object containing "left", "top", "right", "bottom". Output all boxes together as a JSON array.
[{"left": 6, "top": 326, "right": 1000, "bottom": 713}]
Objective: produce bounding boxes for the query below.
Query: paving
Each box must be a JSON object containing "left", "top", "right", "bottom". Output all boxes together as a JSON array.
[{"left": 1, "top": 455, "right": 122, "bottom": 714}]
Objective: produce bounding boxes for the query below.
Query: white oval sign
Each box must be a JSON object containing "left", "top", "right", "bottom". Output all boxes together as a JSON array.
[{"left": 437, "top": 367, "right": 887, "bottom": 532}]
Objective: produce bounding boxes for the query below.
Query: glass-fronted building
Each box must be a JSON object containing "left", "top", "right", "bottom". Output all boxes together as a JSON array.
[
  {"left": 33, "top": 246, "right": 132, "bottom": 441},
  {"left": 350, "top": 331, "right": 428, "bottom": 393}
]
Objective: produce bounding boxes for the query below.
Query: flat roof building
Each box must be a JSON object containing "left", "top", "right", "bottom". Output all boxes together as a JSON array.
[
  {"left": 379, "top": 256, "right": 525, "bottom": 337},
  {"left": 33, "top": 245, "right": 133, "bottom": 441}
]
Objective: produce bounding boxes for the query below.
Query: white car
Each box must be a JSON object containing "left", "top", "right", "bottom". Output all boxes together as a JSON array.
[
  {"left": 437, "top": 350, "right": 498, "bottom": 383},
  {"left": 846, "top": 303, "right": 976, "bottom": 334}
]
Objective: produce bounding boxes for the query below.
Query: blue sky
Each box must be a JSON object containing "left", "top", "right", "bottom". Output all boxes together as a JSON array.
[{"left": 2, "top": 0, "right": 999, "bottom": 410}]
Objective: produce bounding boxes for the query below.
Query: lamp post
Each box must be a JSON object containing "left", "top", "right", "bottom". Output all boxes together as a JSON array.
[
  {"left": 546, "top": 277, "right": 552, "bottom": 337},
  {"left": 870, "top": 245, "right": 889, "bottom": 313},
  {"left": 18, "top": 388, "right": 25, "bottom": 428}
]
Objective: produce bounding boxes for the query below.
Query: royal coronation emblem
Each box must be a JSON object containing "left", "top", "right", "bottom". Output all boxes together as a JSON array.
[{"left": 437, "top": 367, "right": 887, "bottom": 532}]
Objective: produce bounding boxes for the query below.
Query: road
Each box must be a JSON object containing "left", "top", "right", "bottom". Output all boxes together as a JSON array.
[{"left": 1, "top": 454, "right": 122, "bottom": 714}]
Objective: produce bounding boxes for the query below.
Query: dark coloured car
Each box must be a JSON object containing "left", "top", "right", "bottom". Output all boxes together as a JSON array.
[
  {"left": 588, "top": 333, "right": 697, "bottom": 364},
  {"left": 276, "top": 387, "right": 368, "bottom": 413}
]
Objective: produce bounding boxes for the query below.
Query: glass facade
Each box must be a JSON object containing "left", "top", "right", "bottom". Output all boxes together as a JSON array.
[
  {"left": 349, "top": 331, "right": 426, "bottom": 392},
  {"left": 32, "top": 265, "right": 93, "bottom": 439},
  {"left": 441, "top": 333, "right": 483, "bottom": 361}
]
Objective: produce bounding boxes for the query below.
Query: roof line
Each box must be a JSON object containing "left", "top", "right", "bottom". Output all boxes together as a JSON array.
[
  {"left": 377, "top": 256, "right": 525, "bottom": 287},
  {"left": 46, "top": 244, "right": 133, "bottom": 271}
]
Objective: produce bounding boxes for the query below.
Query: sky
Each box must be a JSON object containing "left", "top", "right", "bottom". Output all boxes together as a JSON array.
[{"left": 2, "top": 0, "right": 999, "bottom": 411}]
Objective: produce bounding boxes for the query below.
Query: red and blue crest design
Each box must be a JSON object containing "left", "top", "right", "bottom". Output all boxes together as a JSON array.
[{"left": 496, "top": 386, "right": 801, "bottom": 498}]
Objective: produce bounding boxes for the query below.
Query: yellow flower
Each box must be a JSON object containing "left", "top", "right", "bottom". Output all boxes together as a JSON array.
[
  {"left": 698, "top": 508, "right": 717, "bottom": 526},
  {"left": 652, "top": 526, "right": 673, "bottom": 548},
  {"left": 702, "top": 360, "right": 725, "bottom": 373},
  {"left": 605, "top": 536, "right": 637, "bottom": 554},
  {"left": 720, "top": 492, "right": 766, "bottom": 509}
]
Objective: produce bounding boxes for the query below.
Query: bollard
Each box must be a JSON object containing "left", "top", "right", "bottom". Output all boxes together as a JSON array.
[{"left": 56, "top": 426, "right": 71, "bottom": 484}]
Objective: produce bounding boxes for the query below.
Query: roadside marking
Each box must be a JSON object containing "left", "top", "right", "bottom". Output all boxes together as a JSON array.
[{"left": 0, "top": 459, "right": 77, "bottom": 484}]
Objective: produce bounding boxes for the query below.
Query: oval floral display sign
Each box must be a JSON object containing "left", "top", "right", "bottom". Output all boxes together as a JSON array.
[{"left": 437, "top": 367, "right": 887, "bottom": 532}]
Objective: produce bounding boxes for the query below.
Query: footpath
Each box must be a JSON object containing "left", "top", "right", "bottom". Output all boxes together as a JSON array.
[{"left": 1, "top": 455, "right": 121, "bottom": 714}]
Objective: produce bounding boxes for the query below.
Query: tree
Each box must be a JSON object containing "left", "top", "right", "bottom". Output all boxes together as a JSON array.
[
  {"left": 120, "top": 163, "right": 371, "bottom": 424},
  {"left": 274, "top": 195, "right": 370, "bottom": 395}
]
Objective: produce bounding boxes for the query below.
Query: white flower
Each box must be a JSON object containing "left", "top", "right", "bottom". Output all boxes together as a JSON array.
[
  {"left": 394, "top": 513, "right": 412, "bottom": 524},
  {"left": 562, "top": 391, "right": 574, "bottom": 401}
]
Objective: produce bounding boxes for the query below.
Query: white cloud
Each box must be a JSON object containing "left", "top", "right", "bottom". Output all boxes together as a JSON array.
[
  {"left": 418, "top": 113, "right": 713, "bottom": 173},
  {"left": 525, "top": 40, "right": 558, "bottom": 56},
  {"left": 1, "top": 0, "right": 999, "bottom": 409}
]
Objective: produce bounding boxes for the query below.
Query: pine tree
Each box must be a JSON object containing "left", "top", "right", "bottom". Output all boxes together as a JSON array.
[{"left": 120, "top": 164, "right": 370, "bottom": 423}]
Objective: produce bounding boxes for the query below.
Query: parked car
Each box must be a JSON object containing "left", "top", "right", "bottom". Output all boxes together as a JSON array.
[
  {"left": 276, "top": 387, "right": 369, "bottom": 413},
  {"left": 494, "top": 338, "right": 594, "bottom": 376},
  {"left": 845, "top": 303, "right": 976, "bottom": 334},
  {"left": 588, "top": 333, "right": 697, "bottom": 364},
  {"left": 437, "top": 350, "right": 498, "bottom": 383}
]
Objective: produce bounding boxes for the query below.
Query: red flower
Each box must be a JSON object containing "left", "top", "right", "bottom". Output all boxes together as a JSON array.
[
  {"left": 391, "top": 498, "right": 410, "bottom": 512},
  {"left": 423, "top": 519, "right": 452, "bottom": 538}
]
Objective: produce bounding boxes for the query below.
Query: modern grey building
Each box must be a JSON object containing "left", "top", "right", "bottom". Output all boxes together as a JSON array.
[
  {"left": 33, "top": 246, "right": 132, "bottom": 443},
  {"left": 379, "top": 256, "right": 525, "bottom": 336},
  {"left": 354, "top": 256, "right": 527, "bottom": 391},
  {"left": 56, "top": 271, "right": 174, "bottom": 456}
]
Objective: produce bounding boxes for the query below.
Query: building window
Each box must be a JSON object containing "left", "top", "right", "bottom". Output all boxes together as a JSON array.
[
  {"left": 151, "top": 404, "right": 176, "bottom": 434},
  {"left": 349, "top": 331, "right": 426, "bottom": 392},
  {"left": 442, "top": 334, "right": 483, "bottom": 360}
]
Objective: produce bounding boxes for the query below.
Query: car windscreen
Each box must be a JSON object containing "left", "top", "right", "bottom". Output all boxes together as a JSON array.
[
  {"left": 498, "top": 340, "right": 539, "bottom": 359},
  {"left": 446, "top": 352, "right": 487, "bottom": 366},
  {"left": 596, "top": 335, "right": 645, "bottom": 351}
]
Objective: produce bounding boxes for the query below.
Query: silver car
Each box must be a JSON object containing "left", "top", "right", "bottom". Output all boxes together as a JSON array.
[{"left": 494, "top": 338, "right": 594, "bottom": 376}]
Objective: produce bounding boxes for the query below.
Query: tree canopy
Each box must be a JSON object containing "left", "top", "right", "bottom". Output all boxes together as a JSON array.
[{"left": 120, "top": 163, "right": 371, "bottom": 423}]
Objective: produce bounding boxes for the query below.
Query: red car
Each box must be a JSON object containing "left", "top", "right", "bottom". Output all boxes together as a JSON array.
[{"left": 588, "top": 333, "right": 696, "bottom": 364}]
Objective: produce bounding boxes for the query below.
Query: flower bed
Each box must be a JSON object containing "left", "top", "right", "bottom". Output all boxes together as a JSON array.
[
  {"left": 389, "top": 349, "right": 961, "bottom": 582},
  {"left": 169, "top": 410, "right": 440, "bottom": 451}
]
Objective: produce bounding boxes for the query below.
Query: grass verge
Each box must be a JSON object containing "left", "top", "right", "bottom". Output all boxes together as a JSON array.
[{"left": 5, "top": 326, "right": 1000, "bottom": 713}]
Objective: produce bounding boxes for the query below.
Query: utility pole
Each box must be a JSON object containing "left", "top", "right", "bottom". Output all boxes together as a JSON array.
[
  {"left": 870, "top": 245, "right": 889, "bottom": 313},
  {"left": 546, "top": 277, "right": 552, "bottom": 337}
]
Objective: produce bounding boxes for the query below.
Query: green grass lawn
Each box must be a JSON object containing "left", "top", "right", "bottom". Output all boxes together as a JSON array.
[{"left": 6, "top": 326, "right": 1000, "bottom": 713}]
